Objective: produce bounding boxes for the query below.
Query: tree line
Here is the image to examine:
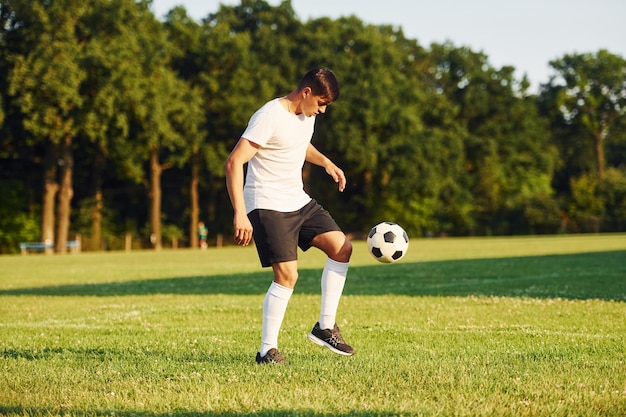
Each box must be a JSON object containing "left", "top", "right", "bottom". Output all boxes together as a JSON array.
[{"left": 0, "top": 0, "right": 625, "bottom": 254}]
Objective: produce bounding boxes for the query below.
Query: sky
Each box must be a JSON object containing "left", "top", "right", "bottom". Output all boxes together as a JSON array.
[{"left": 151, "top": 0, "right": 626, "bottom": 92}]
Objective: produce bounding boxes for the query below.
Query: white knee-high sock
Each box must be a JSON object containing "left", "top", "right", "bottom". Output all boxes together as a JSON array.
[
  {"left": 318, "top": 258, "right": 349, "bottom": 330},
  {"left": 259, "top": 281, "right": 293, "bottom": 356}
]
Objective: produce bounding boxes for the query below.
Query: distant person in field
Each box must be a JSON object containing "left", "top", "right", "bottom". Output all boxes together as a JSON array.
[
  {"left": 197, "top": 221, "right": 208, "bottom": 249},
  {"left": 225, "top": 67, "right": 354, "bottom": 364}
]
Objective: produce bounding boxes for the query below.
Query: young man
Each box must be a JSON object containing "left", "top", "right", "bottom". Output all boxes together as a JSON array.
[{"left": 225, "top": 68, "right": 354, "bottom": 364}]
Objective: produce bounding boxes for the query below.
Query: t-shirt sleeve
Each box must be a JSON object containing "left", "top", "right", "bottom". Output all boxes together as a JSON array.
[{"left": 241, "top": 106, "right": 276, "bottom": 147}]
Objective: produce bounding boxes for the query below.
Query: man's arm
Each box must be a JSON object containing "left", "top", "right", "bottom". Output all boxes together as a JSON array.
[
  {"left": 306, "top": 143, "right": 346, "bottom": 192},
  {"left": 225, "top": 138, "right": 260, "bottom": 246}
]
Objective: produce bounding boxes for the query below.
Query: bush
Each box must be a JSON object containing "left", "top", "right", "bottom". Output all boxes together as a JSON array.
[{"left": 0, "top": 180, "right": 40, "bottom": 254}]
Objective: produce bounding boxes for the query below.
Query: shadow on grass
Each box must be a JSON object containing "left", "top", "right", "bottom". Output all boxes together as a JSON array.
[
  {"left": 1, "top": 250, "right": 624, "bottom": 301},
  {"left": 0, "top": 407, "right": 403, "bottom": 417},
  {"left": 0, "top": 345, "right": 257, "bottom": 365}
]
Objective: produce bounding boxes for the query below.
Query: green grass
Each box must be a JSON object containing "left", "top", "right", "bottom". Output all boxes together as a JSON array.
[{"left": 1, "top": 234, "right": 625, "bottom": 416}]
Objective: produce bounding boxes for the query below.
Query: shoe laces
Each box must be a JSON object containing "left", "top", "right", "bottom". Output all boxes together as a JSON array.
[
  {"left": 266, "top": 349, "right": 286, "bottom": 364},
  {"left": 328, "top": 325, "right": 346, "bottom": 345},
  {"left": 265, "top": 350, "right": 287, "bottom": 364}
]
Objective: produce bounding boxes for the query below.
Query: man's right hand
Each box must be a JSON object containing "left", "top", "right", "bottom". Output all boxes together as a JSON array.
[{"left": 233, "top": 213, "right": 253, "bottom": 246}]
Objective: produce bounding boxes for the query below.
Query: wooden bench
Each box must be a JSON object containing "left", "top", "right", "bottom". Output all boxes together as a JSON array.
[{"left": 20, "top": 240, "right": 81, "bottom": 254}]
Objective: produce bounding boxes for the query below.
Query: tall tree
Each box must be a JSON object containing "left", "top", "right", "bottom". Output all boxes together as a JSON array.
[
  {"left": 163, "top": 6, "right": 209, "bottom": 248},
  {"left": 5, "top": 0, "right": 86, "bottom": 253},
  {"left": 77, "top": 0, "right": 165, "bottom": 250},
  {"left": 548, "top": 50, "right": 626, "bottom": 179},
  {"left": 77, "top": 0, "right": 200, "bottom": 251},
  {"left": 540, "top": 50, "right": 626, "bottom": 232},
  {"left": 131, "top": 68, "right": 195, "bottom": 250}
]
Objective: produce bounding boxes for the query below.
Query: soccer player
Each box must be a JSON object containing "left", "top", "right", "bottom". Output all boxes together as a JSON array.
[{"left": 225, "top": 68, "right": 354, "bottom": 364}]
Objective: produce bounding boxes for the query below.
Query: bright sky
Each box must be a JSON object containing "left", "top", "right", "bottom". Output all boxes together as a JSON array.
[{"left": 151, "top": 0, "right": 626, "bottom": 91}]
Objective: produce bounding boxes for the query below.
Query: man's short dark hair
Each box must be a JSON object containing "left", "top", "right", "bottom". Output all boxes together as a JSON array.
[{"left": 298, "top": 68, "right": 340, "bottom": 102}]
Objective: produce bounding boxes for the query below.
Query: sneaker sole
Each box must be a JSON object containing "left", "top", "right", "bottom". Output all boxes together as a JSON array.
[{"left": 307, "top": 333, "right": 354, "bottom": 356}]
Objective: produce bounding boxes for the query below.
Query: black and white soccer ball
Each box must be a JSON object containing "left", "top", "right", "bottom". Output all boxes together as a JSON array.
[{"left": 367, "top": 221, "right": 409, "bottom": 263}]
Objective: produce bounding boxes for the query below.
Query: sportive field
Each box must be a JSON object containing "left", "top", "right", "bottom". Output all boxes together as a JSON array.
[{"left": 1, "top": 234, "right": 625, "bottom": 416}]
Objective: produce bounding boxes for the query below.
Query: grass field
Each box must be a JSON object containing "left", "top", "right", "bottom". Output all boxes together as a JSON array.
[{"left": 1, "top": 234, "right": 625, "bottom": 416}]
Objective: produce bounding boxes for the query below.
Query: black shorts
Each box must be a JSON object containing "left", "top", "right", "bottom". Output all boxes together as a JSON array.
[{"left": 248, "top": 199, "right": 342, "bottom": 267}]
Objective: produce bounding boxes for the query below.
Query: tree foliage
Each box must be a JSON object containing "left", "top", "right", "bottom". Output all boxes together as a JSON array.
[
  {"left": 0, "top": 0, "right": 625, "bottom": 253},
  {"left": 541, "top": 50, "right": 626, "bottom": 232},
  {"left": 549, "top": 51, "right": 626, "bottom": 178}
]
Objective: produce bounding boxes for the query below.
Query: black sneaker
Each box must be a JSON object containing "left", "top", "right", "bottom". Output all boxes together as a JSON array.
[
  {"left": 307, "top": 322, "right": 355, "bottom": 356},
  {"left": 255, "top": 348, "right": 288, "bottom": 364}
]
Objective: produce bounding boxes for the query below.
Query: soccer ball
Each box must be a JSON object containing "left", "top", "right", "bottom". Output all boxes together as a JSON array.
[{"left": 367, "top": 222, "right": 409, "bottom": 263}]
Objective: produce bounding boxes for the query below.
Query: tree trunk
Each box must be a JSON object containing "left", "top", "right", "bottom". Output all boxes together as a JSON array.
[
  {"left": 189, "top": 155, "right": 200, "bottom": 249},
  {"left": 42, "top": 145, "right": 59, "bottom": 255},
  {"left": 207, "top": 181, "right": 219, "bottom": 242},
  {"left": 55, "top": 135, "right": 74, "bottom": 254},
  {"left": 91, "top": 151, "right": 104, "bottom": 251},
  {"left": 149, "top": 147, "right": 162, "bottom": 251},
  {"left": 91, "top": 188, "right": 103, "bottom": 250},
  {"left": 595, "top": 130, "right": 605, "bottom": 179}
]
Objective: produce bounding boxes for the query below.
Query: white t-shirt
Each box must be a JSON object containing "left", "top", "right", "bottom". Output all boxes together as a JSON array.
[{"left": 242, "top": 98, "right": 316, "bottom": 213}]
